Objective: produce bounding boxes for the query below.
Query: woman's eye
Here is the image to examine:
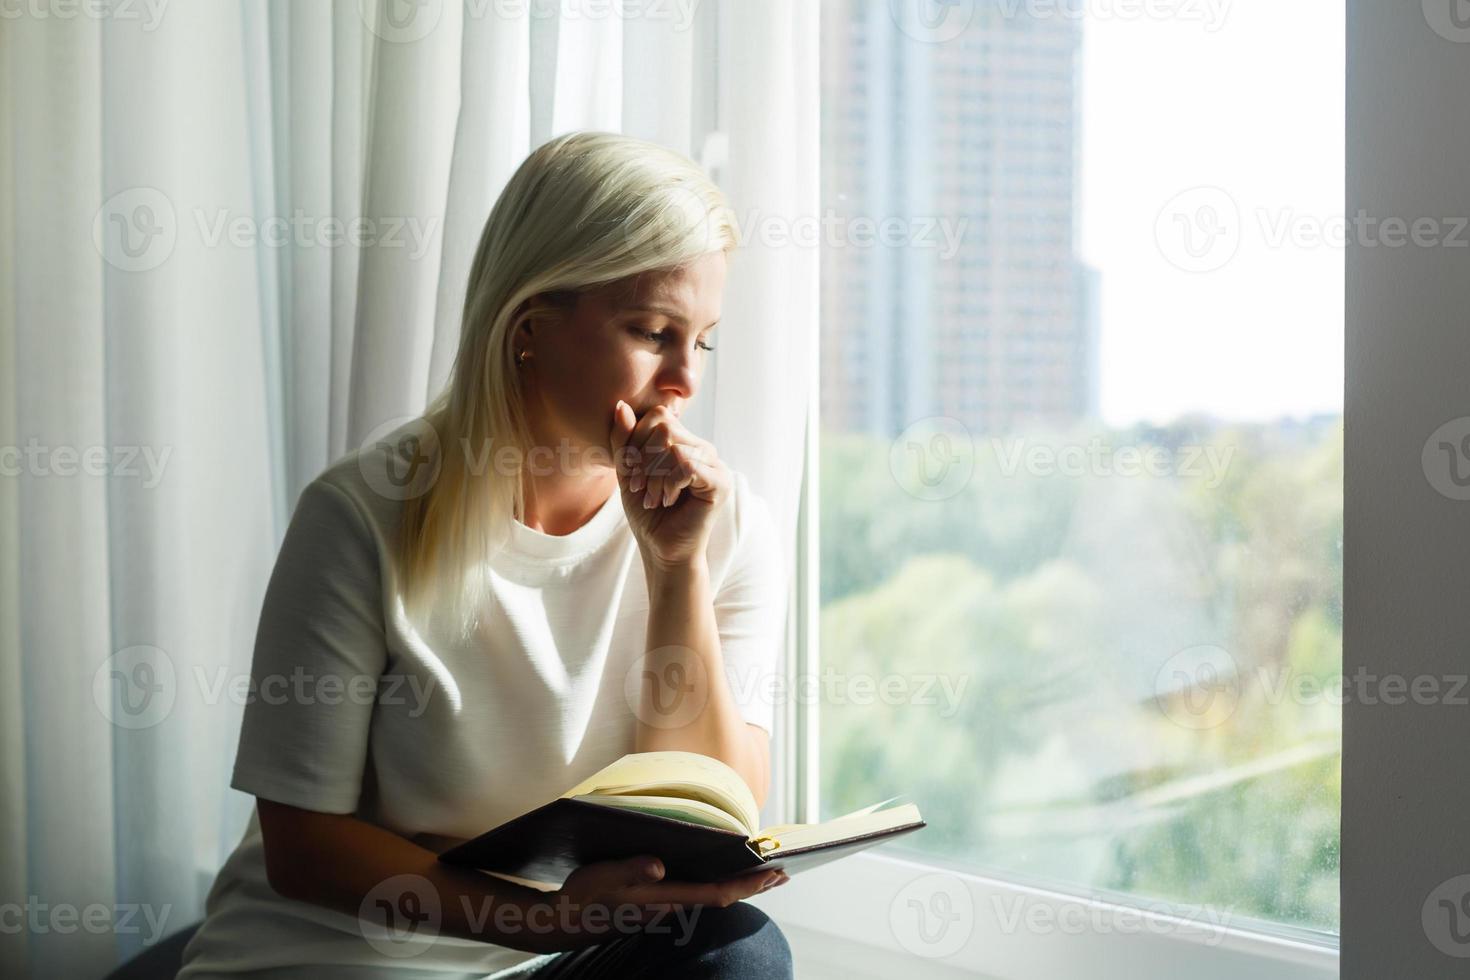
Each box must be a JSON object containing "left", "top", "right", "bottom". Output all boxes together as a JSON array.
[{"left": 638, "top": 328, "right": 714, "bottom": 352}]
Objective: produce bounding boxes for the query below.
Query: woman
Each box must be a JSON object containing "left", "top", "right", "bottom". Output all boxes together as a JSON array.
[{"left": 177, "top": 131, "right": 794, "bottom": 979}]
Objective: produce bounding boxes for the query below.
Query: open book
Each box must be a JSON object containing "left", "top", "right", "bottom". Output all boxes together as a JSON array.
[{"left": 438, "top": 751, "right": 925, "bottom": 888}]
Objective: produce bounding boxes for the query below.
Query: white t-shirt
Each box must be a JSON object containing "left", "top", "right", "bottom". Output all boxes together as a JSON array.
[{"left": 177, "top": 429, "right": 787, "bottom": 978}]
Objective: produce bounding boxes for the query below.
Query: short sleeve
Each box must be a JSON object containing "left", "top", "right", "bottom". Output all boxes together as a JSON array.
[
  {"left": 230, "top": 478, "right": 389, "bottom": 814},
  {"left": 713, "top": 480, "right": 789, "bottom": 736}
]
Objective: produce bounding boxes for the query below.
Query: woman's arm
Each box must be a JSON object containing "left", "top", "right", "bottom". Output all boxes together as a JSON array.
[
  {"left": 635, "top": 559, "right": 771, "bottom": 809},
  {"left": 256, "top": 798, "right": 785, "bottom": 953},
  {"left": 256, "top": 798, "right": 574, "bottom": 954}
]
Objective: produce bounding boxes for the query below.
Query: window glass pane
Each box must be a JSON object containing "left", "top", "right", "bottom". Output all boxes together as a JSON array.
[{"left": 817, "top": 0, "right": 1343, "bottom": 938}]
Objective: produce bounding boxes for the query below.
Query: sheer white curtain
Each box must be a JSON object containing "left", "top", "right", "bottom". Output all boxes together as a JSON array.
[{"left": 0, "top": 0, "right": 817, "bottom": 974}]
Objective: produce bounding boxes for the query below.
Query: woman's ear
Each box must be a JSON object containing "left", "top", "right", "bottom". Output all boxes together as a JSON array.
[
  {"left": 515, "top": 290, "right": 579, "bottom": 341},
  {"left": 511, "top": 296, "right": 550, "bottom": 349}
]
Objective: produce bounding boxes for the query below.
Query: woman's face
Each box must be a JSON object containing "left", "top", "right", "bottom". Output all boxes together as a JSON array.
[{"left": 516, "top": 251, "right": 726, "bottom": 466}]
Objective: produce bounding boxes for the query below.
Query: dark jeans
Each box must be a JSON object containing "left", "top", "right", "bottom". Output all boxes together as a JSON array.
[{"left": 521, "top": 902, "right": 793, "bottom": 979}]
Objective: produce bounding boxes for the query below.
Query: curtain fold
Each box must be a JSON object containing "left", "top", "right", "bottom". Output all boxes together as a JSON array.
[{"left": 0, "top": 1, "right": 817, "bottom": 975}]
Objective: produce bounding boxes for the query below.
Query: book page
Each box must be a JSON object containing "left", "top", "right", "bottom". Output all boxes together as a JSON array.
[
  {"left": 559, "top": 751, "right": 760, "bottom": 837},
  {"left": 754, "top": 803, "right": 923, "bottom": 855},
  {"left": 756, "top": 796, "right": 906, "bottom": 839},
  {"left": 569, "top": 793, "right": 749, "bottom": 835}
]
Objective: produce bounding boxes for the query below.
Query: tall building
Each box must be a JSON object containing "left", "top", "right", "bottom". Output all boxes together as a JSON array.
[{"left": 820, "top": 0, "right": 1096, "bottom": 439}]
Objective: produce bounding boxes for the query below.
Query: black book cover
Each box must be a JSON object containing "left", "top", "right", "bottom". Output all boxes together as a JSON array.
[{"left": 438, "top": 797, "right": 926, "bottom": 888}]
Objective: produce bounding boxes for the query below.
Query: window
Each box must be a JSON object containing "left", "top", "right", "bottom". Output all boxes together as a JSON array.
[{"left": 808, "top": 0, "right": 1343, "bottom": 966}]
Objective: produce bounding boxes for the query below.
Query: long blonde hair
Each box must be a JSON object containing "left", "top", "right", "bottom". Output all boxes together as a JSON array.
[{"left": 397, "top": 131, "right": 739, "bottom": 633}]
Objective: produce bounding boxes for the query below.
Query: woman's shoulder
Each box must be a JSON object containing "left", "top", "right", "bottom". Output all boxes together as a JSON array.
[
  {"left": 292, "top": 420, "right": 426, "bottom": 541},
  {"left": 706, "top": 466, "right": 780, "bottom": 572}
]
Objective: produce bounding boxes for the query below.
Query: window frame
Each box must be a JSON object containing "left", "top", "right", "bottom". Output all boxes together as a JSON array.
[
  {"left": 764, "top": 5, "right": 1363, "bottom": 972},
  {"left": 759, "top": 376, "right": 1339, "bottom": 978}
]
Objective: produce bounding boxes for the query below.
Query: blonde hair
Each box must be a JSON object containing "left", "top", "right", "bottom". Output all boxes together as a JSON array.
[{"left": 397, "top": 131, "right": 739, "bottom": 633}]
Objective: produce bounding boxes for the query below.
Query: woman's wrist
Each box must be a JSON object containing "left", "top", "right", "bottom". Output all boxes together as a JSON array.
[
  {"left": 642, "top": 550, "right": 710, "bottom": 590},
  {"left": 429, "top": 864, "right": 586, "bottom": 954}
]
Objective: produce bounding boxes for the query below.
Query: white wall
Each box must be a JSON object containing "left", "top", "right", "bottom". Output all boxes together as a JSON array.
[{"left": 1344, "top": 1, "right": 1470, "bottom": 976}]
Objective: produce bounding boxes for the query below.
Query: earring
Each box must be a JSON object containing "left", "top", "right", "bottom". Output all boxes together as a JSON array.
[{"left": 516, "top": 349, "right": 530, "bottom": 367}]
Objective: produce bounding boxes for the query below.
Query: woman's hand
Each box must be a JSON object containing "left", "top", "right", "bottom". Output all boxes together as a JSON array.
[
  {"left": 552, "top": 854, "right": 787, "bottom": 950},
  {"left": 610, "top": 401, "right": 731, "bottom": 569}
]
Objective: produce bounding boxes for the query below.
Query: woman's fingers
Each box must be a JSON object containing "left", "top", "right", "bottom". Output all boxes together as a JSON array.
[
  {"left": 628, "top": 869, "right": 781, "bottom": 910},
  {"left": 611, "top": 402, "right": 723, "bottom": 509},
  {"left": 642, "top": 459, "right": 673, "bottom": 509},
  {"left": 636, "top": 441, "right": 714, "bottom": 507},
  {"left": 627, "top": 405, "right": 674, "bottom": 455},
  {"left": 657, "top": 447, "right": 697, "bottom": 507},
  {"left": 613, "top": 401, "right": 677, "bottom": 483},
  {"left": 665, "top": 450, "right": 722, "bottom": 505},
  {"left": 644, "top": 446, "right": 722, "bottom": 509},
  {"left": 621, "top": 406, "right": 672, "bottom": 493},
  {"left": 631, "top": 441, "right": 674, "bottom": 495},
  {"left": 610, "top": 400, "right": 638, "bottom": 457},
  {"left": 628, "top": 406, "right": 710, "bottom": 466}
]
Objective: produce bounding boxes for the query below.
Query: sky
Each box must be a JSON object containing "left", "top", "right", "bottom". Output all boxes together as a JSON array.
[{"left": 1075, "top": 0, "right": 1347, "bottom": 427}]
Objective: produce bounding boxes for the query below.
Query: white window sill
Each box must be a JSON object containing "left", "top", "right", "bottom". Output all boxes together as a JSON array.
[{"left": 747, "top": 851, "right": 1339, "bottom": 980}]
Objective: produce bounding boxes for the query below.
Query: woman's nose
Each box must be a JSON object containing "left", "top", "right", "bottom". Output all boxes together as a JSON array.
[{"left": 657, "top": 353, "right": 700, "bottom": 399}]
